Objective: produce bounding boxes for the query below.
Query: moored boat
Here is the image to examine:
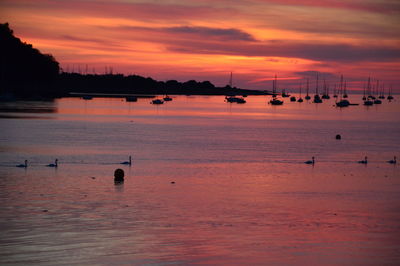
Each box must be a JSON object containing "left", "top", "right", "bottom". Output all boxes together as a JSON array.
[{"left": 151, "top": 99, "right": 164, "bottom": 104}]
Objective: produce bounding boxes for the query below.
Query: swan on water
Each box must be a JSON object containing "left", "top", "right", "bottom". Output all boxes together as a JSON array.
[
  {"left": 387, "top": 156, "right": 397, "bottom": 164},
  {"left": 16, "top": 160, "right": 28, "bottom": 168},
  {"left": 304, "top": 157, "right": 315, "bottom": 164},
  {"left": 358, "top": 156, "right": 368, "bottom": 164},
  {"left": 120, "top": 156, "right": 132, "bottom": 165},
  {"left": 47, "top": 159, "right": 58, "bottom": 167}
]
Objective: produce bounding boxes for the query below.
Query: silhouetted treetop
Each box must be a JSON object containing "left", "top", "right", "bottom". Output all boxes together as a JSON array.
[{"left": 1, "top": 22, "right": 59, "bottom": 84}]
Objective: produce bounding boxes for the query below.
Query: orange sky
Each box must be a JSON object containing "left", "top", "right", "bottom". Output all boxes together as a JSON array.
[{"left": 1, "top": 0, "right": 400, "bottom": 92}]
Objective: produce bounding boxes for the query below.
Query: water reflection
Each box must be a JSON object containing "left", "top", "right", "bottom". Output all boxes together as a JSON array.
[
  {"left": 0, "top": 95, "right": 399, "bottom": 265},
  {"left": 0, "top": 99, "right": 57, "bottom": 119}
]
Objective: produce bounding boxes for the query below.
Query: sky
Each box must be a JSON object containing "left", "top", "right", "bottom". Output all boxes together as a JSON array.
[{"left": 1, "top": 0, "right": 400, "bottom": 92}]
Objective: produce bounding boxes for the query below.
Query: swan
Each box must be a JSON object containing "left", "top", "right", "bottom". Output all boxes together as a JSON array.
[
  {"left": 358, "top": 156, "right": 368, "bottom": 164},
  {"left": 387, "top": 156, "right": 397, "bottom": 164},
  {"left": 16, "top": 160, "right": 28, "bottom": 168},
  {"left": 120, "top": 156, "right": 132, "bottom": 165},
  {"left": 304, "top": 157, "right": 315, "bottom": 164},
  {"left": 47, "top": 159, "right": 58, "bottom": 167}
]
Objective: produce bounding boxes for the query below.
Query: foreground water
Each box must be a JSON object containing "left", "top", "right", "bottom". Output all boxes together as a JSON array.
[{"left": 0, "top": 95, "right": 399, "bottom": 265}]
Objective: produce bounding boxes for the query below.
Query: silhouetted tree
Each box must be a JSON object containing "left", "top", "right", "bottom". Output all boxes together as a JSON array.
[{"left": 0, "top": 22, "right": 60, "bottom": 96}]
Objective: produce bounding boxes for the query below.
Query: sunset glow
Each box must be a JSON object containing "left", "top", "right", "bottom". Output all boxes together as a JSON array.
[{"left": 2, "top": 0, "right": 400, "bottom": 91}]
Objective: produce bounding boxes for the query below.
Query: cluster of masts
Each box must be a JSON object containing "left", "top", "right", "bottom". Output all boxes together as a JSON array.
[
  {"left": 362, "top": 77, "right": 394, "bottom": 106},
  {"left": 269, "top": 74, "right": 395, "bottom": 106},
  {"left": 61, "top": 64, "right": 118, "bottom": 75}
]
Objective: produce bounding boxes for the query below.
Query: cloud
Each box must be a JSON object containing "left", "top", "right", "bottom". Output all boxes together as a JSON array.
[
  {"left": 295, "top": 71, "right": 337, "bottom": 79},
  {"left": 252, "top": 0, "right": 400, "bottom": 14},
  {"left": 164, "top": 26, "right": 257, "bottom": 41},
  {"left": 165, "top": 40, "right": 400, "bottom": 62},
  {"left": 111, "top": 25, "right": 257, "bottom": 43},
  {"left": 100, "top": 24, "right": 400, "bottom": 63},
  {"left": 0, "top": 0, "right": 238, "bottom": 21}
]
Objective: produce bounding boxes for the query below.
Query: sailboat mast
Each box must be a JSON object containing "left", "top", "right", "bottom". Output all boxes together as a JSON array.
[
  {"left": 340, "top": 75, "right": 343, "bottom": 99},
  {"left": 367, "top": 77, "right": 371, "bottom": 96},
  {"left": 299, "top": 82, "right": 302, "bottom": 97},
  {"left": 363, "top": 83, "right": 366, "bottom": 98}
]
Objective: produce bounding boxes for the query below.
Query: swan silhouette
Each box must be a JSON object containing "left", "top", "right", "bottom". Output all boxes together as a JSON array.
[
  {"left": 358, "top": 156, "right": 368, "bottom": 164},
  {"left": 304, "top": 157, "right": 315, "bottom": 164},
  {"left": 120, "top": 156, "right": 132, "bottom": 165},
  {"left": 47, "top": 159, "right": 58, "bottom": 167},
  {"left": 16, "top": 160, "right": 28, "bottom": 168},
  {"left": 387, "top": 156, "right": 397, "bottom": 164}
]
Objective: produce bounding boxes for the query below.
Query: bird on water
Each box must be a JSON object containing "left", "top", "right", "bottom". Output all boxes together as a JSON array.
[
  {"left": 47, "top": 159, "right": 58, "bottom": 167},
  {"left": 358, "top": 156, "right": 368, "bottom": 164},
  {"left": 16, "top": 160, "right": 28, "bottom": 168},
  {"left": 120, "top": 156, "right": 132, "bottom": 165},
  {"left": 304, "top": 157, "right": 315, "bottom": 165},
  {"left": 387, "top": 156, "right": 397, "bottom": 164}
]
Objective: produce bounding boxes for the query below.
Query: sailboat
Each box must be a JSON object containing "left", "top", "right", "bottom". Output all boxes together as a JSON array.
[
  {"left": 305, "top": 78, "right": 311, "bottom": 100},
  {"left": 163, "top": 95, "right": 173, "bottom": 101},
  {"left": 336, "top": 74, "right": 350, "bottom": 107},
  {"left": 364, "top": 77, "right": 374, "bottom": 106},
  {"left": 343, "top": 80, "right": 348, "bottom": 98},
  {"left": 297, "top": 82, "right": 303, "bottom": 102},
  {"left": 269, "top": 75, "right": 283, "bottom": 105},
  {"left": 378, "top": 82, "right": 385, "bottom": 99},
  {"left": 225, "top": 72, "right": 246, "bottom": 103},
  {"left": 151, "top": 99, "right": 164, "bottom": 104},
  {"left": 333, "top": 83, "right": 338, "bottom": 98},
  {"left": 372, "top": 79, "right": 382, "bottom": 104},
  {"left": 321, "top": 78, "right": 330, "bottom": 99},
  {"left": 367, "top": 77, "right": 376, "bottom": 100},
  {"left": 282, "top": 89, "right": 290, "bottom": 97},
  {"left": 313, "top": 73, "right": 323, "bottom": 103},
  {"left": 362, "top": 84, "right": 367, "bottom": 100},
  {"left": 387, "top": 85, "right": 394, "bottom": 100}
]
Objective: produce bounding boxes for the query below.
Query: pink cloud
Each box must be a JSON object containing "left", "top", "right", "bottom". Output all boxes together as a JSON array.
[
  {"left": 1, "top": 0, "right": 238, "bottom": 21},
  {"left": 254, "top": 0, "right": 400, "bottom": 14}
]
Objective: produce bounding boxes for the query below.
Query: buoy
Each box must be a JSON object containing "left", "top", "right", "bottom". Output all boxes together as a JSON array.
[
  {"left": 336, "top": 134, "right": 341, "bottom": 140},
  {"left": 114, "top": 168, "right": 124, "bottom": 183}
]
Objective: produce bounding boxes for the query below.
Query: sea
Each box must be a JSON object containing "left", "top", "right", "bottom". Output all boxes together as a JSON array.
[{"left": 0, "top": 95, "right": 399, "bottom": 265}]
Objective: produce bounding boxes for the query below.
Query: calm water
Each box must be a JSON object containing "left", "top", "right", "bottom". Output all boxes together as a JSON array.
[{"left": 0, "top": 95, "right": 399, "bottom": 265}]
